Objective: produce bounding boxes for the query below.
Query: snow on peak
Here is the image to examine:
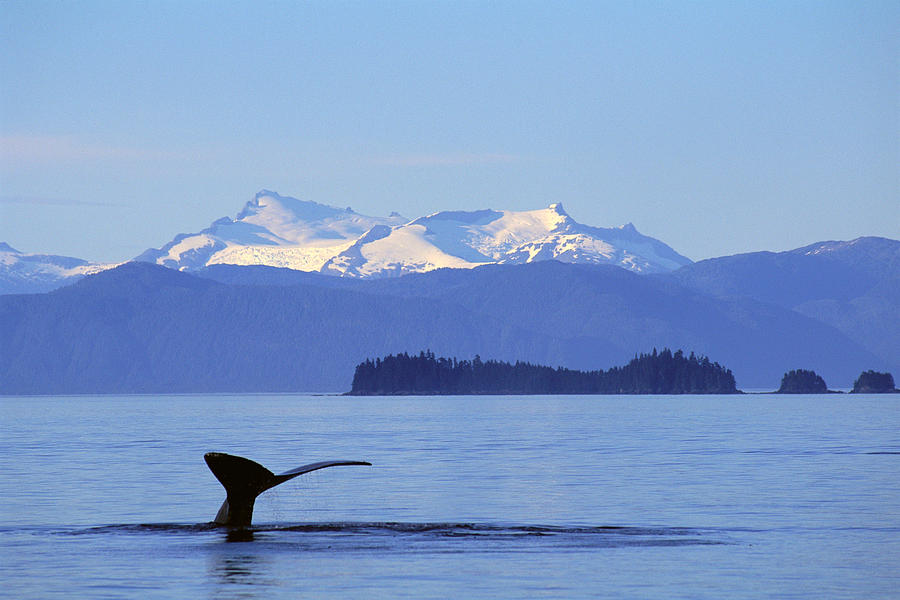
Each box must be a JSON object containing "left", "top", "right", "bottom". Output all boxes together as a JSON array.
[
  {"left": 133, "top": 191, "right": 691, "bottom": 277},
  {"left": 137, "top": 191, "right": 407, "bottom": 272},
  {"left": 0, "top": 243, "right": 119, "bottom": 294},
  {"left": 320, "top": 204, "right": 689, "bottom": 278},
  {"left": 237, "top": 190, "right": 349, "bottom": 233},
  {"left": 547, "top": 202, "right": 567, "bottom": 216}
]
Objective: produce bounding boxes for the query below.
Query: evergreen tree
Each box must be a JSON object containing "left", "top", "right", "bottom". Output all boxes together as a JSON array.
[
  {"left": 777, "top": 369, "right": 827, "bottom": 394},
  {"left": 349, "top": 348, "right": 738, "bottom": 395},
  {"left": 851, "top": 371, "right": 897, "bottom": 393}
]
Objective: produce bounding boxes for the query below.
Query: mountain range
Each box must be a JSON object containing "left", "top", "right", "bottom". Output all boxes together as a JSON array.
[
  {"left": 2, "top": 190, "right": 690, "bottom": 294},
  {"left": 670, "top": 237, "right": 900, "bottom": 378},
  {"left": 1, "top": 248, "right": 896, "bottom": 394},
  {"left": 0, "top": 242, "right": 118, "bottom": 296},
  {"left": 1, "top": 190, "right": 897, "bottom": 394}
]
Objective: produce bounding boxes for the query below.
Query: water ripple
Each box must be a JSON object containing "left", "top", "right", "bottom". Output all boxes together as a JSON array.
[{"left": 44, "top": 521, "right": 731, "bottom": 550}]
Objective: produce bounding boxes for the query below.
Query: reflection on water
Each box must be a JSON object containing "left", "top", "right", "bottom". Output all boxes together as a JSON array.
[
  {"left": 209, "top": 551, "right": 274, "bottom": 600},
  {"left": 213, "top": 554, "right": 261, "bottom": 581},
  {"left": 2, "top": 394, "right": 899, "bottom": 599},
  {"left": 224, "top": 529, "right": 256, "bottom": 543},
  {"left": 59, "top": 521, "right": 729, "bottom": 549}
]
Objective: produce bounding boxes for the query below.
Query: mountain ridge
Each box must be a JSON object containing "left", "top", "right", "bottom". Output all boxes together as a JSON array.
[
  {"left": 0, "top": 243, "right": 118, "bottom": 295},
  {"left": 2, "top": 189, "right": 694, "bottom": 292},
  {"left": 669, "top": 236, "right": 900, "bottom": 374},
  {"left": 138, "top": 190, "right": 691, "bottom": 278},
  {"left": 2, "top": 260, "right": 890, "bottom": 394}
]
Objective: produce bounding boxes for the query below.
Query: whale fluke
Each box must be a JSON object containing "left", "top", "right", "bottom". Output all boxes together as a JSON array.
[{"left": 204, "top": 452, "right": 371, "bottom": 527}]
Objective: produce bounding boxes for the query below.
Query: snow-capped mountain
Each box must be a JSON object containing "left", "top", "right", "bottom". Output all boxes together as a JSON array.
[
  {"left": 0, "top": 242, "right": 118, "bottom": 294},
  {"left": 139, "top": 191, "right": 691, "bottom": 277},
  {"left": 2, "top": 190, "right": 692, "bottom": 293},
  {"left": 135, "top": 190, "right": 408, "bottom": 271},
  {"left": 321, "top": 203, "right": 690, "bottom": 277}
]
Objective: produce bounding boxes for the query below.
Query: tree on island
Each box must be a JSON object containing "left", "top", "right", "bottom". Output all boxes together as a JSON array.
[
  {"left": 851, "top": 371, "right": 898, "bottom": 393},
  {"left": 349, "top": 348, "right": 738, "bottom": 395},
  {"left": 777, "top": 369, "right": 827, "bottom": 394}
]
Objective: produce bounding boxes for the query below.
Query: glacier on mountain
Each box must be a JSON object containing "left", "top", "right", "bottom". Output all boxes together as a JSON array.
[
  {"left": 135, "top": 190, "right": 407, "bottom": 272},
  {"left": 138, "top": 191, "right": 692, "bottom": 277},
  {"left": 1, "top": 189, "right": 694, "bottom": 292},
  {"left": 0, "top": 242, "right": 118, "bottom": 294}
]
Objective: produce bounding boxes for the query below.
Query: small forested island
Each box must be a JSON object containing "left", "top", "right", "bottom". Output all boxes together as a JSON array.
[
  {"left": 776, "top": 369, "right": 831, "bottom": 393},
  {"left": 348, "top": 348, "right": 739, "bottom": 395},
  {"left": 851, "top": 371, "right": 899, "bottom": 394}
]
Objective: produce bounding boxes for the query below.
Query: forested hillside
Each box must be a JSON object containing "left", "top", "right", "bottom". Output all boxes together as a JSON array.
[{"left": 349, "top": 349, "right": 738, "bottom": 395}]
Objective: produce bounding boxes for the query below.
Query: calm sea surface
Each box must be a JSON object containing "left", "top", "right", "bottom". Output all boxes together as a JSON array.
[{"left": 1, "top": 394, "right": 898, "bottom": 599}]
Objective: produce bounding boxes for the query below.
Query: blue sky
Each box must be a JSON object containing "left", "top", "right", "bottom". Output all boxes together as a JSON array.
[{"left": 1, "top": 1, "right": 897, "bottom": 262}]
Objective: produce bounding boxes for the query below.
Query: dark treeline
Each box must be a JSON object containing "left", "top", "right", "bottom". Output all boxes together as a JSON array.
[
  {"left": 349, "top": 348, "right": 738, "bottom": 395},
  {"left": 777, "top": 369, "right": 828, "bottom": 394},
  {"left": 852, "top": 370, "right": 898, "bottom": 393}
]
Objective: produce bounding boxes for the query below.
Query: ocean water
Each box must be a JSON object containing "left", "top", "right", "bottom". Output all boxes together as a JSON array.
[{"left": 0, "top": 394, "right": 898, "bottom": 599}]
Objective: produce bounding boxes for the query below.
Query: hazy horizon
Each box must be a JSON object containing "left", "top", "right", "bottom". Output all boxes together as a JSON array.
[{"left": 2, "top": 1, "right": 898, "bottom": 263}]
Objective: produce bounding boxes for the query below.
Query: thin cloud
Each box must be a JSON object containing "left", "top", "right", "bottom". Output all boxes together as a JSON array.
[
  {"left": 371, "top": 153, "right": 521, "bottom": 167},
  {"left": 0, "top": 195, "right": 122, "bottom": 207},
  {"left": 0, "top": 134, "right": 190, "bottom": 164}
]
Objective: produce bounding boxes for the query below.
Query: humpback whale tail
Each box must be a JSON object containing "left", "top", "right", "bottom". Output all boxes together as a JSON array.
[{"left": 204, "top": 452, "right": 371, "bottom": 527}]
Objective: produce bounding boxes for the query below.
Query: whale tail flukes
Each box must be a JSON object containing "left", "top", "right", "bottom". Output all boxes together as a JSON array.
[{"left": 204, "top": 452, "right": 371, "bottom": 527}]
